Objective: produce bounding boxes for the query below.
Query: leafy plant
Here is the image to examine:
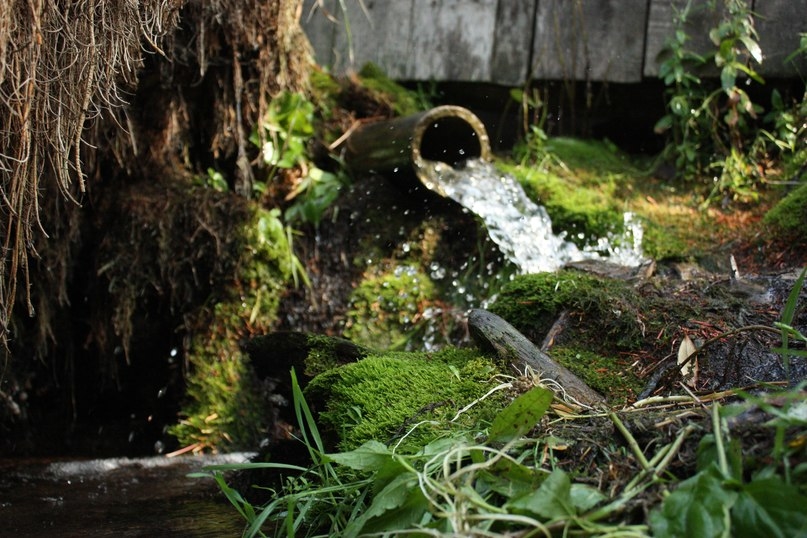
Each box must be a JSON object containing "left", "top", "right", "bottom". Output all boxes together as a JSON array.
[
  {"left": 772, "top": 267, "right": 807, "bottom": 381},
  {"left": 253, "top": 91, "right": 347, "bottom": 226},
  {"left": 655, "top": 0, "right": 770, "bottom": 203},
  {"left": 651, "top": 402, "right": 807, "bottom": 538}
]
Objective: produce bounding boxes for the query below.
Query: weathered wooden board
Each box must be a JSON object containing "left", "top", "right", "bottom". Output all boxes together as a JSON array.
[
  {"left": 754, "top": 0, "right": 807, "bottom": 77},
  {"left": 409, "top": 0, "right": 499, "bottom": 81},
  {"left": 530, "top": 0, "right": 649, "bottom": 83},
  {"left": 302, "top": 0, "right": 806, "bottom": 84},
  {"left": 644, "top": 0, "right": 726, "bottom": 78},
  {"left": 301, "top": 0, "right": 414, "bottom": 78},
  {"left": 490, "top": 0, "right": 535, "bottom": 86}
]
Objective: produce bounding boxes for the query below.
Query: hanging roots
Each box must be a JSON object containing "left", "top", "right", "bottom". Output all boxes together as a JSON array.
[{"left": 0, "top": 1, "right": 182, "bottom": 348}]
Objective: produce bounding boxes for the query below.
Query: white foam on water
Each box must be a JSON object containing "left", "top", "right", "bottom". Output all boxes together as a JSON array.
[{"left": 421, "top": 159, "right": 646, "bottom": 273}]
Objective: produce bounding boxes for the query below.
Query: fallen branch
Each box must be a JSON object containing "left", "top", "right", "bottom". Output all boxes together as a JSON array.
[{"left": 467, "top": 309, "right": 606, "bottom": 408}]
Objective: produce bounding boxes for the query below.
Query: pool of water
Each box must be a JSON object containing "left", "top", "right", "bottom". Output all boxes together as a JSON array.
[{"left": 0, "top": 452, "right": 253, "bottom": 537}]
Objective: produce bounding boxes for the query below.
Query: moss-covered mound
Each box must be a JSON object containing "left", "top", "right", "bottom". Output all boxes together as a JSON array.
[
  {"left": 305, "top": 348, "right": 504, "bottom": 451},
  {"left": 764, "top": 181, "right": 807, "bottom": 239},
  {"left": 489, "top": 270, "right": 645, "bottom": 351}
]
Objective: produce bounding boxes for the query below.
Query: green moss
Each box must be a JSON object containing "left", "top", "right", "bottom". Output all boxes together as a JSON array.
[
  {"left": 497, "top": 138, "right": 635, "bottom": 249},
  {"left": 489, "top": 271, "right": 644, "bottom": 353},
  {"left": 641, "top": 219, "right": 694, "bottom": 260},
  {"left": 357, "top": 63, "right": 425, "bottom": 116},
  {"left": 305, "top": 347, "right": 503, "bottom": 451},
  {"left": 763, "top": 181, "right": 807, "bottom": 238},
  {"left": 343, "top": 264, "right": 438, "bottom": 350},
  {"left": 545, "top": 138, "right": 638, "bottom": 175},
  {"left": 551, "top": 347, "right": 642, "bottom": 405},
  {"left": 169, "top": 206, "right": 295, "bottom": 451}
]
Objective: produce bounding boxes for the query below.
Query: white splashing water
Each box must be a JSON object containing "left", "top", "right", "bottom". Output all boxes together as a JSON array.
[{"left": 419, "top": 159, "right": 646, "bottom": 273}]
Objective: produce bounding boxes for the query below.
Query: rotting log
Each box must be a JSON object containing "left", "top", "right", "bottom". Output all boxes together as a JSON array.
[{"left": 467, "top": 309, "right": 606, "bottom": 408}]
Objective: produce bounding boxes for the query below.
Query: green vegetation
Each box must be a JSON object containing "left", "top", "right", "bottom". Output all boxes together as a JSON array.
[
  {"left": 355, "top": 62, "right": 429, "bottom": 116},
  {"left": 199, "top": 368, "right": 807, "bottom": 537},
  {"left": 169, "top": 207, "right": 304, "bottom": 451},
  {"left": 305, "top": 348, "right": 503, "bottom": 451},
  {"left": 182, "top": 5, "right": 807, "bottom": 535},
  {"left": 488, "top": 271, "right": 645, "bottom": 351},
  {"left": 764, "top": 181, "right": 807, "bottom": 238},
  {"left": 551, "top": 347, "right": 643, "bottom": 405},
  {"left": 253, "top": 91, "right": 347, "bottom": 227},
  {"left": 654, "top": 0, "right": 807, "bottom": 206},
  {"left": 343, "top": 264, "right": 439, "bottom": 350}
]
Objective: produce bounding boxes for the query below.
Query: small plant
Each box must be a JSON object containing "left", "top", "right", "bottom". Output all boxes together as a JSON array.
[
  {"left": 253, "top": 91, "right": 347, "bottom": 226},
  {"left": 169, "top": 207, "right": 308, "bottom": 452},
  {"left": 655, "top": 0, "right": 770, "bottom": 203},
  {"left": 650, "top": 401, "right": 807, "bottom": 537}
]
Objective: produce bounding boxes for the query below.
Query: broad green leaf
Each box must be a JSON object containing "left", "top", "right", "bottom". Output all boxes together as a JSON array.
[
  {"left": 650, "top": 465, "right": 737, "bottom": 538},
  {"left": 477, "top": 457, "right": 548, "bottom": 499},
  {"left": 326, "top": 440, "right": 392, "bottom": 472},
  {"left": 343, "top": 472, "right": 422, "bottom": 538},
  {"left": 507, "top": 468, "right": 575, "bottom": 520},
  {"left": 732, "top": 476, "right": 807, "bottom": 538},
  {"left": 570, "top": 483, "right": 607, "bottom": 512},
  {"left": 488, "top": 386, "right": 553, "bottom": 443},
  {"left": 361, "top": 484, "right": 429, "bottom": 536},
  {"left": 654, "top": 114, "right": 673, "bottom": 134},
  {"left": 739, "top": 35, "right": 763, "bottom": 64}
]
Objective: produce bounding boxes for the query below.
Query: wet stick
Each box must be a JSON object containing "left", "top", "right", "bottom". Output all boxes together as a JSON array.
[{"left": 467, "top": 309, "right": 606, "bottom": 408}]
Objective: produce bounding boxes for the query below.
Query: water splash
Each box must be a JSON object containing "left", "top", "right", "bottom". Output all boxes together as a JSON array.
[{"left": 419, "top": 159, "right": 646, "bottom": 273}]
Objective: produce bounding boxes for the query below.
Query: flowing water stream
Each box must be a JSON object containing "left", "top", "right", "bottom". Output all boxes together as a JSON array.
[
  {"left": 0, "top": 453, "right": 252, "bottom": 537},
  {"left": 419, "top": 159, "right": 646, "bottom": 273}
]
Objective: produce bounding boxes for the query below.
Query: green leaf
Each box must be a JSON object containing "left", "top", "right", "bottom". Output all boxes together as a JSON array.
[
  {"left": 570, "top": 483, "right": 607, "bottom": 512},
  {"left": 732, "top": 476, "right": 807, "bottom": 538},
  {"left": 477, "top": 457, "right": 549, "bottom": 499},
  {"left": 739, "top": 35, "right": 763, "bottom": 64},
  {"left": 343, "top": 472, "right": 425, "bottom": 538},
  {"left": 721, "top": 65, "right": 737, "bottom": 92},
  {"left": 507, "top": 468, "right": 575, "bottom": 520},
  {"left": 654, "top": 114, "right": 673, "bottom": 134},
  {"left": 650, "top": 465, "right": 737, "bottom": 538},
  {"left": 697, "top": 433, "right": 743, "bottom": 481},
  {"left": 488, "top": 386, "right": 553, "bottom": 442},
  {"left": 326, "top": 440, "right": 392, "bottom": 472}
]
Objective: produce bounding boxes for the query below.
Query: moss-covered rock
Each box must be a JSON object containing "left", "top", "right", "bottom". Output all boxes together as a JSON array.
[
  {"left": 343, "top": 264, "right": 439, "bottom": 350},
  {"left": 764, "top": 181, "right": 807, "bottom": 239},
  {"left": 488, "top": 271, "right": 645, "bottom": 353},
  {"left": 305, "top": 347, "right": 503, "bottom": 451}
]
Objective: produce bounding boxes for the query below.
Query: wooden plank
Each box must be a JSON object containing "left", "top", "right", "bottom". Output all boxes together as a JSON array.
[
  {"left": 644, "top": 0, "right": 726, "bottom": 78},
  {"left": 409, "top": 0, "right": 500, "bottom": 81},
  {"left": 467, "top": 309, "right": 606, "bottom": 408},
  {"left": 753, "top": 0, "right": 807, "bottom": 77},
  {"left": 301, "top": 0, "right": 338, "bottom": 69},
  {"left": 490, "top": 0, "right": 535, "bottom": 86},
  {"left": 302, "top": 0, "right": 415, "bottom": 77},
  {"left": 643, "top": 0, "right": 807, "bottom": 78},
  {"left": 531, "top": 0, "right": 648, "bottom": 83}
]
